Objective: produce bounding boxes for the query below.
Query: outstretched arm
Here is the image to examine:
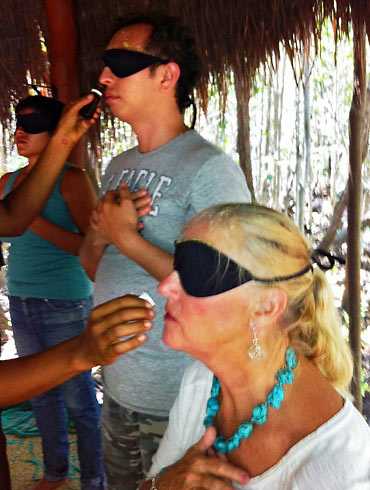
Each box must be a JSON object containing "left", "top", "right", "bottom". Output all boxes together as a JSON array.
[
  {"left": 0, "top": 94, "right": 97, "bottom": 237},
  {"left": 0, "top": 295, "right": 154, "bottom": 407}
]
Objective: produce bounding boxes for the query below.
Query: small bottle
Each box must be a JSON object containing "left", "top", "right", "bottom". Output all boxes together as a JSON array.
[{"left": 79, "top": 85, "right": 104, "bottom": 118}]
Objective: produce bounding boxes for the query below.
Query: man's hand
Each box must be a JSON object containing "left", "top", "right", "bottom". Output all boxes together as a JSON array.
[
  {"left": 153, "top": 427, "right": 249, "bottom": 490},
  {"left": 90, "top": 183, "right": 152, "bottom": 248},
  {"left": 75, "top": 295, "right": 154, "bottom": 370}
]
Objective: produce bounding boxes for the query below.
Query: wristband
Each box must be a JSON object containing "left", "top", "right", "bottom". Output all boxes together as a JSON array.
[{"left": 150, "top": 476, "right": 160, "bottom": 490}]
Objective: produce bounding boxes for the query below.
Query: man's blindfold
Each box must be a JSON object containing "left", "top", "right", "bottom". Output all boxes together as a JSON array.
[
  {"left": 102, "top": 49, "right": 168, "bottom": 78},
  {"left": 16, "top": 113, "right": 56, "bottom": 134},
  {"left": 173, "top": 240, "right": 312, "bottom": 298}
]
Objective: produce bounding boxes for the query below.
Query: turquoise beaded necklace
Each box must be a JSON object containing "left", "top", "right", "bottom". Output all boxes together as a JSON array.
[{"left": 203, "top": 348, "right": 297, "bottom": 454}]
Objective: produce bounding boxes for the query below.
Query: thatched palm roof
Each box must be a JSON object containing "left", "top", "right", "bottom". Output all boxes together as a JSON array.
[
  {"left": 0, "top": 0, "right": 369, "bottom": 129},
  {"left": 0, "top": 0, "right": 368, "bottom": 410}
]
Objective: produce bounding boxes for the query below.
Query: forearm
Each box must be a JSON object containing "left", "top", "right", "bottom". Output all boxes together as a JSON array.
[
  {"left": 0, "top": 335, "right": 89, "bottom": 407},
  {"left": 2, "top": 133, "right": 74, "bottom": 236},
  {"left": 30, "top": 216, "right": 84, "bottom": 255},
  {"left": 117, "top": 234, "right": 173, "bottom": 282},
  {"left": 79, "top": 227, "right": 107, "bottom": 280}
]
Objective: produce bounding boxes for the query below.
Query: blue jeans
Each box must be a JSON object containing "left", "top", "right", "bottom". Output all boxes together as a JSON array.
[{"left": 9, "top": 296, "right": 105, "bottom": 490}]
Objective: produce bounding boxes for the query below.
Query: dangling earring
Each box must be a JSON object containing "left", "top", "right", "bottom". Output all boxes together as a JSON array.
[{"left": 247, "top": 320, "right": 266, "bottom": 362}]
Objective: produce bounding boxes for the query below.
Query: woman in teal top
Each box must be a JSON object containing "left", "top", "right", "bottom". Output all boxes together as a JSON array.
[{"left": 0, "top": 95, "right": 105, "bottom": 490}]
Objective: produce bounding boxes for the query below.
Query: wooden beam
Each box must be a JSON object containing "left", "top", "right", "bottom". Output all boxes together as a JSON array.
[
  {"left": 45, "top": 0, "right": 79, "bottom": 102},
  {"left": 45, "top": 0, "right": 84, "bottom": 167},
  {"left": 348, "top": 23, "right": 366, "bottom": 411}
]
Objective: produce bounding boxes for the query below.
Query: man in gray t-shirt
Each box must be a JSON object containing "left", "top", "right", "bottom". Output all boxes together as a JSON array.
[{"left": 80, "top": 14, "right": 250, "bottom": 490}]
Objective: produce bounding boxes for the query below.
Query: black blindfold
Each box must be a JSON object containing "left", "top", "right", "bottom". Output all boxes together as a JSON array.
[
  {"left": 102, "top": 49, "right": 168, "bottom": 78},
  {"left": 16, "top": 113, "right": 56, "bottom": 134},
  {"left": 173, "top": 240, "right": 313, "bottom": 298}
]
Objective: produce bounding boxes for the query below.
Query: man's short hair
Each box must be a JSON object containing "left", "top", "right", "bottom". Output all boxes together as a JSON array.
[{"left": 112, "top": 14, "right": 201, "bottom": 113}]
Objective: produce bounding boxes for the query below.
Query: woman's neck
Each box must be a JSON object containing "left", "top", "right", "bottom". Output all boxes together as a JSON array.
[
  {"left": 205, "top": 340, "right": 289, "bottom": 420},
  {"left": 212, "top": 355, "right": 343, "bottom": 478}
]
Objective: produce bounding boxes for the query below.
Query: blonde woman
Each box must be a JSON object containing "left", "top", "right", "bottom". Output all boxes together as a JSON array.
[{"left": 139, "top": 203, "right": 370, "bottom": 490}]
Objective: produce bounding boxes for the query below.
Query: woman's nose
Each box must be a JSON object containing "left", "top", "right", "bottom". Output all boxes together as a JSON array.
[{"left": 158, "top": 270, "right": 181, "bottom": 299}]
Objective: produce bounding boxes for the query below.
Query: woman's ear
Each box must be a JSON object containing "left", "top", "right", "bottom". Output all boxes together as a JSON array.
[
  {"left": 254, "top": 288, "right": 287, "bottom": 326},
  {"left": 158, "top": 62, "right": 180, "bottom": 92}
]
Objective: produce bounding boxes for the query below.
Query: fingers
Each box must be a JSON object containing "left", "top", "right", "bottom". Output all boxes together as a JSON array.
[
  {"left": 109, "top": 333, "right": 148, "bottom": 356},
  {"left": 82, "top": 295, "right": 155, "bottom": 367},
  {"left": 137, "top": 205, "right": 152, "bottom": 218},
  {"left": 200, "top": 458, "right": 249, "bottom": 487},
  {"left": 133, "top": 195, "right": 152, "bottom": 209},
  {"left": 98, "top": 190, "right": 120, "bottom": 205},
  {"left": 72, "top": 93, "right": 95, "bottom": 112},
  {"left": 90, "top": 295, "right": 154, "bottom": 321},
  {"left": 190, "top": 474, "right": 234, "bottom": 490},
  {"left": 96, "top": 306, "right": 154, "bottom": 338},
  {"left": 55, "top": 94, "right": 98, "bottom": 145},
  {"left": 195, "top": 427, "right": 217, "bottom": 452},
  {"left": 188, "top": 428, "right": 249, "bottom": 487},
  {"left": 119, "top": 183, "right": 151, "bottom": 204},
  {"left": 101, "top": 318, "right": 152, "bottom": 349},
  {"left": 185, "top": 455, "right": 248, "bottom": 489},
  {"left": 95, "top": 331, "right": 148, "bottom": 366}
]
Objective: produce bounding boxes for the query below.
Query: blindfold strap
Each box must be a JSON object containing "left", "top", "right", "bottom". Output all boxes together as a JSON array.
[
  {"left": 311, "top": 249, "right": 346, "bottom": 271},
  {"left": 102, "top": 49, "right": 168, "bottom": 78},
  {"left": 16, "top": 113, "right": 55, "bottom": 134}
]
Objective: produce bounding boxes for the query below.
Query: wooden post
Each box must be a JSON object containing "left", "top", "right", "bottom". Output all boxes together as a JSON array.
[
  {"left": 45, "top": 0, "right": 84, "bottom": 167},
  {"left": 348, "top": 23, "right": 366, "bottom": 411},
  {"left": 235, "top": 74, "right": 255, "bottom": 202}
]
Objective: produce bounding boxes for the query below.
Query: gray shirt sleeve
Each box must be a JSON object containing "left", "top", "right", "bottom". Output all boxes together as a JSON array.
[{"left": 186, "top": 153, "right": 251, "bottom": 221}]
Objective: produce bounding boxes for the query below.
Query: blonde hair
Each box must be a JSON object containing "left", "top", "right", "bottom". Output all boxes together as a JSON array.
[{"left": 185, "top": 203, "right": 353, "bottom": 395}]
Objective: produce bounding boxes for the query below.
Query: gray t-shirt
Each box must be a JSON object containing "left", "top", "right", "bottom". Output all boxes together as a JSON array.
[{"left": 95, "top": 130, "right": 250, "bottom": 416}]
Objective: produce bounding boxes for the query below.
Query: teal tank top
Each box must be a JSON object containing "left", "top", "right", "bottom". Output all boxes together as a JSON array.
[{"left": 0, "top": 163, "right": 92, "bottom": 299}]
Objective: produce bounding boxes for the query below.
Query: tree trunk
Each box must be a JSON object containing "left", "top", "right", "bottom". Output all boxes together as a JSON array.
[
  {"left": 261, "top": 76, "right": 272, "bottom": 205},
  {"left": 301, "top": 59, "right": 311, "bottom": 231},
  {"left": 347, "top": 24, "right": 367, "bottom": 412},
  {"left": 319, "top": 182, "right": 349, "bottom": 250},
  {"left": 319, "top": 88, "right": 370, "bottom": 251},
  {"left": 257, "top": 73, "right": 266, "bottom": 198},
  {"left": 295, "top": 84, "right": 303, "bottom": 227},
  {"left": 265, "top": 76, "right": 272, "bottom": 157},
  {"left": 235, "top": 74, "right": 255, "bottom": 202},
  {"left": 334, "top": 217, "right": 370, "bottom": 250},
  {"left": 277, "top": 53, "right": 287, "bottom": 162}
]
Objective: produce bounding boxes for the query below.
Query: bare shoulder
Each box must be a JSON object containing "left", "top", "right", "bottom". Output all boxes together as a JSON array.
[
  {"left": 61, "top": 166, "right": 95, "bottom": 192},
  {"left": 62, "top": 165, "right": 86, "bottom": 182},
  {"left": 60, "top": 165, "right": 97, "bottom": 207},
  {"left": 0, "top": 171, "right": 16, "bottom": 198},
  {"left": 285, "top": 357, "right": 343, "bottom": 440}
]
